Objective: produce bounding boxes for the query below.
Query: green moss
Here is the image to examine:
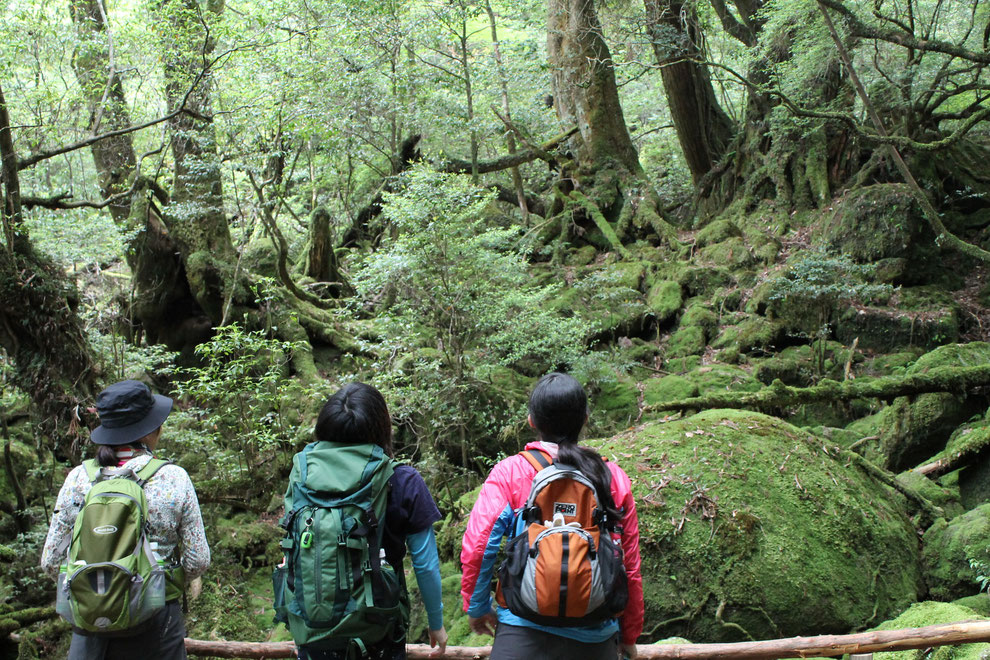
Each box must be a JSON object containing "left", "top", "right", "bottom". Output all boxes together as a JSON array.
[
  {"left": 680, "top": 303, "right": 718, "bottom": 336},
  {"left": 896, "top": 470, "right": 962, "bottom": 516},
  {"left": 593, "top": 375, "right": 641, "bottom": 428},
  {"left": 602, "top": 260, "right": 647, "bottom": 291},
  {"left": 594, "top": 409, "right": 922, "bottom": 642},
  {"left": 647, "top": 280, "right": 683, "bottom": 323},
  {"left": 835, "top": 291, "right": 960, "bottom": 352},
  {"left": 698, "top": 237, "right": 756, "bottom": 270},
  {"left": 665, "top": 356, "right": 703, "bottom": 373},
  {"left": 678, "top": 266, "right": 734, "bottom": 298},
  {"left": 565, "top": 245, "right": 598, "bottom": 266},
  {"left": 753, "top": 357, "right": 812, "bottom": 386},
  {"left": 953, "top": 593, "right": 990, "bottom": 616},
  {"left": 872, "top": 601, "right": 989, "bottom": 660},
  {"left": 922, "top": 505, "right": 990, "bottom": 601},
  {"left": 687, "top": 364, "right": 762, "bottom": 396},
  {"left": 712, "top": 316, "right": 782, "bottom": 355},
  {"left": 695, "top": 219, "right": 742, "bottom": 247},
  {"left": 667, "top": 325, "right": 706, "bottom": 358},
  {"left": 644, "top": 375, "right": 699, "bottom": 406}
]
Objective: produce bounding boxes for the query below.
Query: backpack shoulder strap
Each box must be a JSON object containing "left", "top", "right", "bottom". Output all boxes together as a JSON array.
[
  {"left": 82, "top": 459, "right": 101, "bottom": 483},
  {"left": 520, "top": 448, "right": 552, "bottom": 472},
  {"left": 135, "top": 458, "right": 171, "bottom": 487}
]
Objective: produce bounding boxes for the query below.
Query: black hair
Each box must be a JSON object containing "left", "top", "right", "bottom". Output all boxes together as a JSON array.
[
  {"left": 96, "top": 445, "right": 118, "bottom": 467},
  {"left": 315, "top": 382, "right": 394, "bottom": 457},
  {"left": 528, "top": 373, "right": 621, "bottom": 523}
]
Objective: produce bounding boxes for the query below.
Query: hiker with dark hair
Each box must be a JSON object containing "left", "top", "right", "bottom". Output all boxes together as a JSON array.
[
  {"left": 41, "top": 379, "right": 211, "bottom": 660},
  {"left": 460, "top": 373, "right": 644, "bottom": 660},
  {"left": 276, "top": 382, "right": 447, "bottom": 660}
]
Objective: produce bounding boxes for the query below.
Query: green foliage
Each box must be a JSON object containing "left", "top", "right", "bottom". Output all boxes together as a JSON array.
[
  {"left": 170, "top": 323, "right": 308, "bottom": 476},
  {"left": 770, "top": 251, "right": 891, "bottom": 374},
  {"left": 353, "top": 166, "right": 592, "bottom": 467}
]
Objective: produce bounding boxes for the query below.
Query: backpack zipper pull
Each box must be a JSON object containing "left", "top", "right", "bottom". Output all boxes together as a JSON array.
[{"left": 300, "top": 518, "right": 314, "bottom": 549}]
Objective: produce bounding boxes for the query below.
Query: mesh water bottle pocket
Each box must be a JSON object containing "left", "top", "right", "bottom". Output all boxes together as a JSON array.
[
  {"left": 272, "top": 565, "right": 289, "bottom": 624},
  {"left": 55, "top": 567, "right": 75, "bottom": 624},
  {"left": 134, "top": 567, "right": 166, "bottom": 622}
]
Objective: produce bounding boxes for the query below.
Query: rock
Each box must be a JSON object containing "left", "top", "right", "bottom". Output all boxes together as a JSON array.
[
  {"left": 871, "top": 601, "right": 989, "bottom": 660},
  {"left": 834, "top": 287, "right": 960, "bottom": 352},
  {"left": 643, "top": 375, "right": 699, "bottom": 405},
  {"left": 647, "top": 280, "right": 683, "bottom": 323},
  {"left": 594, "top": 410, "right": 922, "bottom": 642},
  {"left": 922, "top": 505, "right": 990, "bottom": 601},
  {"left": 695, "top": 218, "right": 743, "bottom": 247}
]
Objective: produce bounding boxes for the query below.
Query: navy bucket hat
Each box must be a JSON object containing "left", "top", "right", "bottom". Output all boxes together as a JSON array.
[{"left": 90, "top": 380, "right": 173, "bottom": 446}]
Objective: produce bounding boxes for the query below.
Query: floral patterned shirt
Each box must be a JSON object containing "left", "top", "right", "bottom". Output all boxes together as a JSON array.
[{"left": 40, "top": 451, "right": 211, "bottom": 580}]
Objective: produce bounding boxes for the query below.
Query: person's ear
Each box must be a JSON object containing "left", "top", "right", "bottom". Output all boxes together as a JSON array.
[{"left": 527, "top": 414, "right": 535, "bottom": 429}]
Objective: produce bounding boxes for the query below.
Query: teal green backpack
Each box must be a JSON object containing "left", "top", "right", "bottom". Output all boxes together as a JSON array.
[
  {"left": 55, "top": 459, "right": 169, "bottom": 634},
  {"left": 273, "top": 442, "right": 409, "bottom": 656}
]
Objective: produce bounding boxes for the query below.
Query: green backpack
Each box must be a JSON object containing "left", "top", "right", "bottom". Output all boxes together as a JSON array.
[
  {"left": 55, "top": 458, "right": 170, "bottom": 634},
  {"left": 273, "top": 442, "right": 409, "bottom": 656}
]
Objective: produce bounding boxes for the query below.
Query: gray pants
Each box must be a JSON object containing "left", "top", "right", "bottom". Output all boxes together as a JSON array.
[
  {"left": 490, "top": 623, "right": 619, "bottom": 660},
  {"left": 67, "top": 600, "right": 186, "bottom": 660}
]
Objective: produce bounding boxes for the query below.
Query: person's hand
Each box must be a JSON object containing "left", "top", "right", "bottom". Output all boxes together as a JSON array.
[
  {"left": 620, "top": 643, "right": 638, "bottom": 660},
  {"left": 188, "top": 576, "right": 203, "bottom": 600},
  {"left": 469, "top": 611, "right": 498, "bottom": 637},
  {"left": 429, "top": 627, "right": 448, "bottom": 656}
]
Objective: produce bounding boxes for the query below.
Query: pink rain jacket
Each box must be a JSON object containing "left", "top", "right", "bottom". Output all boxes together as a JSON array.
[{"left": 460, "top": 441, "right": 644, "bottom": 645}]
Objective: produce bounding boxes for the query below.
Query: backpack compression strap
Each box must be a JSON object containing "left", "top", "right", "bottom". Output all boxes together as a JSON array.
[{"left": 81, "top": 457, "right": 171, "bottom": 484}]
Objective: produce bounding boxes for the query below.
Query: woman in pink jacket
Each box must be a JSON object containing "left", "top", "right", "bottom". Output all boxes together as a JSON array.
[{"left": 460, "top": 373, "right": 643, "bottom": 660}]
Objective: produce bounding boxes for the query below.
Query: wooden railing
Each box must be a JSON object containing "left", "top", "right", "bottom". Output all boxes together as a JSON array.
[{"left": 184, "top": 620, "right": 990, "bottom": 659}]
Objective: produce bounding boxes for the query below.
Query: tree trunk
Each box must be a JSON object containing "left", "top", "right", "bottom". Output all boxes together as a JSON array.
[
  {"left": 646, "top": 0, "right": 735, "bottom": 183},
  {"left": 546, "top": 0, "right": 678, "bottom": 248},
  {"left": 69, "top": 0, "right": 196, "bottom": 349},
  {"left": 157, "top": 0, "right": 236, "bottom": 324},
  {"left": 547, "top": 0, "right": 640, "bottom": 174},
  {"left": 0, "top": 81, "right": 100, "bottom": 454}
]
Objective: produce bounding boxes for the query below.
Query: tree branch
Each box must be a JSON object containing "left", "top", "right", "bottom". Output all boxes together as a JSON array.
[{"left": 440, "top": 126, "right": 577, "bottom": 174}]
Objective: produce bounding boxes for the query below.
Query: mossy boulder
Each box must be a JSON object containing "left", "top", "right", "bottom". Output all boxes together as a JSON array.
[
  {"left": 960, "top": 454, "right": 990, "bottom": 511},
  {"left": 592, "top": 374, "right": 641, "bottom": 430},
  {"left": 643, "top": 375, "right": 699, "bottom": 406},
  {"left": 834, "top": 287, "right": 960, "bottom": 352},
  {"left": 712, "top": 316, "right": 783, "bottom": 355},
  {"left": 922, "top": 505, "right": 990, "bottom": 601},
  {"left": 595, "top": 409, "right": 922, "bottom": 642},
  {"left": 240, "top": 237, "right": 279, "bottom": 280},
  {"left": 953, "top": 593, "right": 990, "bottom": 617},
  {"left": 853, "top": 343, "right": 990, "bottom": 472},
  {"left": 698, "top": 237, "right": 756, "bottom": 270},
  {"left": 896, "top": 470, "right": 963, "bottom": 518},
  {"left": 695, "top": 218, "right": 742, "bottom": 247},
  {"left": 647, "top": 280, "right": 683, "bottom": 323},
  {"left": 679, "top": 266, "right": 734, "bottom": 298},
  {"left": 818, "top": 184, "right": 934, "bottom": 273},
  {"left": 667, "top": 325, "right": 706, "bottom": 358},
  {"left": 871, "top": 602, "right": 989, "bottom": 660}
]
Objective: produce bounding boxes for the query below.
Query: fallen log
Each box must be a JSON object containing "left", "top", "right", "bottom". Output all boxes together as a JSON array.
[
  {"left": 184, "top": 620, "right": 990, "bottom": 659},
  {"left": 183, "top": 639, "right": 491, "bottom": 659},
  {"left": 915, "top": 426, "right": 990, "bottom": 479},
  {"left": 644, "top": 364, "right": 990, "bottom": 414}
]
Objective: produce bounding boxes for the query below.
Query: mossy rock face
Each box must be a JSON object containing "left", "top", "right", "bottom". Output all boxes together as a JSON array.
[
  {"left": 240, "top": 237, "right": 279, "bottom": 280},
  {"left": 959, "top": 453, "right": 990, "bottom": 510},
  {"left": 679, "top": 266, "right": 734, "bottom": 298},
  {"left": 922, "top": 504, "right": 990, "bottom": 601},
  {"left": 592, "top": 375, "right": 641, "bottom": 430},
  {"left": 871, "top": 601, "right": 989, "bottom": 660},
  {"left": 818, "top": 184, "right": 932, "bottom": 268},
  {"left": 698, "top": 237, "right": 756, "bottom": 270},
  {"left": 667, "top": 325, "right": 706, "bottom": 358},
  {"left": 643, "top": 375, "right": 699, "bottom": 406},
  {"left": 953, "top": 593, "right": 990, "bottom": 617},
  {"left": 712, "top": 316, "right": 782, "bottom": 355},
  {"left": 835, "top": 289, "right": 960, "bottom": 352},
  {"left": 680, "top": 303, "right": 718, "bottom": 336},
  {"left": 686, "top": 364, "right": 762, "bottom": 396},
  {"left": 595, "top": 409, "right": 922, "bottom": 642},
  {"left": 896, "top": 470, "right": 963, "bottom": 518},
  {"left": 862, "top": 343, "right": 990, "bottom": 472},
  {"left": 647, "top": 280, "right": 683, "bottom": 323},
  {"left": 565, "top": 245, "right": 598, "bottom": 266},
  {"left": 695, "top": 218, "right": 742, "bottom": 247},
  {"left": 753, "top": 356, "right": 813, "bottom": 386},
  {"left": 602, "top": 260, "right": 647, "bottom": 291}
]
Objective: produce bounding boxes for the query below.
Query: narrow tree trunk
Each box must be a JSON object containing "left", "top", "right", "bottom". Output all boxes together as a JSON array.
[
  {"left": 69, "top": 0, "right": 194, "bottom": 348},
  {"left": 0, "top": 81, "right": 100, "bottom": 454},
  {"left": 547, "top": 0, "right": 640, "bottom": 174},
  {"left": 645, "top": 0, "right": 735, "bottom": 182},
  {"left": 157, "top": 0, "right": 236, "bottom": 324}
]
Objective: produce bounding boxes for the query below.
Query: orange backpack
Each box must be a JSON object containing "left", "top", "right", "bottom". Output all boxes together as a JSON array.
[{"left": 495, "top": 449, "right": 628, "bottom": 626}]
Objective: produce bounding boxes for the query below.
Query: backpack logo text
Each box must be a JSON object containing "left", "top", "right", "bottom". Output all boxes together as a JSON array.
[
  {"left": 553, "top": 502, "right": 577, "bottom": 516},
  {"left": 93, "top": 525, "right": 118, "bottom": 535}
]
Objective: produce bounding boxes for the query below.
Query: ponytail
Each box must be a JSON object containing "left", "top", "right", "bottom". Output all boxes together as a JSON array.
[
  {"left": 528, "top": 373, "right": 621, "bottom": 524},
  {"left": 96, "top": 444, "right": 118, "bottom": 467}
]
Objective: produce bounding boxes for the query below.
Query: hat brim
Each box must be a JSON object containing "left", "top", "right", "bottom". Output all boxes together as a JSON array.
[{"left": 90, "top": 394, "right": 173, "bottom": 446}]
